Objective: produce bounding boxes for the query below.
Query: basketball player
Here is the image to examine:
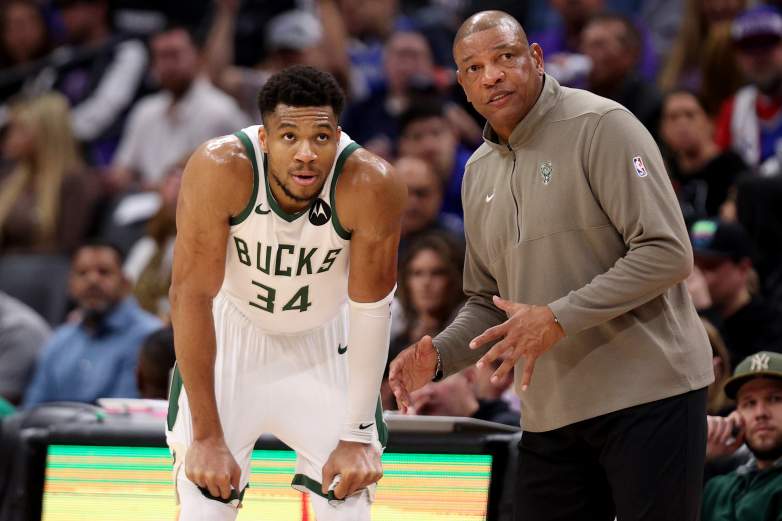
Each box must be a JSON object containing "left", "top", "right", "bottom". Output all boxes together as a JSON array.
[{"left": 167, "top": 65, "right": 406, "bottom": 520}]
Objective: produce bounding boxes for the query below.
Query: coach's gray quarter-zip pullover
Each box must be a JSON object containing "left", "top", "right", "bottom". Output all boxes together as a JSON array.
[{"left": 433, "top": 75, "right": 713, "bottom": 432}]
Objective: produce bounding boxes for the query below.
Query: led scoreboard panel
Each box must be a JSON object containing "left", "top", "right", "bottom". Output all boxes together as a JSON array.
[{"left": 42, "top": 445, "right": 493, "bottom": 521}]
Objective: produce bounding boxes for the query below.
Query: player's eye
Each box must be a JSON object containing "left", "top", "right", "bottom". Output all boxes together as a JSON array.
[
  {"left": 316, "top": 133, "right": 330, "bottom": 142},
  {"left": 282, "top": 133, "right": 296, "bottom": 141}
]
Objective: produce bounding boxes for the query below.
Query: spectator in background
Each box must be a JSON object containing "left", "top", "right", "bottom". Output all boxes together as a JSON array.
[
  {"left": 716, "top": 5, "right": 782, "bottom": 172},
  {"left": 395, "top": 156, "right": 463, "bottom": 257},
  {"left": 136, "top": 327, "right": 175, "bottom": 399},
  {"left": 580, "top": 13, "right": 662, "bottom": 134},
  {"left": 660, "top": 89, "right": 748, "bottom": 227},
  {"left": 658, "top": 0, "right": 745, "bottom": 114},
  {"left": 691, "top": 219, "right": 782, "bottom": 368},
  {"left": 390, "top": 232, "right": 464, "bottom": 360},
  {"left": 342, "top": 29, "right": 435, "bottom": 157},
  {"left": 735, "top": 175, "right": 782, "bottom": 308},
  {"left": 337, "top": 0, "right": 407, "bottom": 100},
  {"left": 398, "top": 101, "right": 473, "bottom": 218},
  {"left": 0, "top": 291, "right": 50, "bottom": 406},
  {"left": 124, "top": 159, "right": 182, "bottom": 318},
  {"left": 0, "top": 93, "right": 97, "bottom": 254},
  {"left": 204, "top": 2, "right": 349, "bottom": 121},
  {"left": 0, "top": 0, "right": 50, "bottom": 69},
  {"left": 49, "top": 0, "right": 148, "bottom": 166},
  {"left": 0, "top": 0, "right": 52, "bottom": 100},
  {"left": 407, "top": 365, "right": 520, "bottom": 426},
  {"left": 531, "top": 0, "right": 658, "bottom": 83},
  {"left": 111, "top": 24, "right": 248, "bottom": 191},
  {"left": 702, "top": 318, "right": 734, "bottom": 416},
  {"left": 703, "top": 351, "right": 782, "bottom": 521},
  {"left": 23, "top": 241, "right": 162, "bottom": 407}
]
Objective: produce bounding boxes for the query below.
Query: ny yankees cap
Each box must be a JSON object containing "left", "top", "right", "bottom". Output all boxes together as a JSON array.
[{"left": 724, "top": 351, "right": 782, "bottom": 399}]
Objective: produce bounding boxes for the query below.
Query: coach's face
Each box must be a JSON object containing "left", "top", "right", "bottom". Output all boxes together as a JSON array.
[
  {"left": 260, "top": 104, "right": 341, "bottom": 213},
  {"left": 737, "top": 377, "right": 782, "bottom": 462},
  {"left": 454, "top": 23, "right": 544, "bottom": 141}
]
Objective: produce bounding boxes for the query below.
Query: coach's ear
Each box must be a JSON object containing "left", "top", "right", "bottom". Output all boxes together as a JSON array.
[{"left": 258, "top": 126, "right": 268, "bottom": 153}]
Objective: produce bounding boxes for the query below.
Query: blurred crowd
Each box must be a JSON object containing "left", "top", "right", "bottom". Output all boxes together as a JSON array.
[{"left": 0, "top": 0, "right": 782, "bottom": 514}]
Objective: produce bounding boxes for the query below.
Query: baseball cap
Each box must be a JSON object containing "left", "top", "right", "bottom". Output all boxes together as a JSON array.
[
  {"left": 724, "top": 351, "right": 782, "bottom": 399},
  {"left": 690, "top": 219, "right": 754, "bottom": 262},
  {"left": 265, "top": 10, "right": 322, "bottom": 52},
  {"left": 732, "top": 5, "right": 782, "bottom": 48}
]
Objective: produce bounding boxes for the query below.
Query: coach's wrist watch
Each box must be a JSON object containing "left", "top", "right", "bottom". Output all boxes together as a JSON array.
[{"left": 432, "top": 345, "right": 444, "bottom": 382}]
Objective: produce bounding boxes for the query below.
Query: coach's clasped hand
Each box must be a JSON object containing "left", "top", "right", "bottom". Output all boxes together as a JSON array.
[
  {"left": 185, "top": 437, "right": 242, "bottom": 501},
  {"left": 322, "top": 440, "right": 383, "bottom": 500},
  {"left": 470, "top": 296, "right": 565, "bottom": 391}
]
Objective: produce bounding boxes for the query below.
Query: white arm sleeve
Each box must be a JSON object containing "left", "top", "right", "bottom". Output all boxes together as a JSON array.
[{"left": 341, "top": 286, "right": 394, "bottom": 443}]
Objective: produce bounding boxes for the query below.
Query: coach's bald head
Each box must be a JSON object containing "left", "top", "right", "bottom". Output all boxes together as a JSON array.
[
  {"left": 453, "top": 10, "right": 529, "bottom": 55},
  {"left": 452, "top": 10, "right": 544, "bottom": 142}
]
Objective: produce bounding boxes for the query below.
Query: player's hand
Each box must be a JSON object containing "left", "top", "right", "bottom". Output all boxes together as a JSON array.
[
  {"left": 706, "top": 411, "right": 744, "bottom": 460},
  {"left": 389, "top": 335, "right": 438, "bottom": 413},
  {"left": 322, "top": 441, "right": 383, "bottom": 499},
  {"left": 469, "top": 296, "right": 565, "bottom": 391},
  {"left": 185, "top": 437, "right": 241, "bottom": 500}
]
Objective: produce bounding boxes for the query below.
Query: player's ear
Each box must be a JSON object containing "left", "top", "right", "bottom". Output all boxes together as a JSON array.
[
  {"left": 259, "top": 126, "right": 269, "bottom": 153},
  {"left": 335, "top": 126, "right": 342, "bottom": 141}
]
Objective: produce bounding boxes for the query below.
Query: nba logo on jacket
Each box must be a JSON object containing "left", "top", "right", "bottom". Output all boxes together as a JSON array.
[{"left": 632, "top": 156, "right": 648, "bottom": 178}]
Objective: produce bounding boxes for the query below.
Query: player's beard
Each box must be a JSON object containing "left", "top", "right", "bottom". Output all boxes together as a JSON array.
[{"left": 271, "top": 170, "right": 322, "bottom": 204}]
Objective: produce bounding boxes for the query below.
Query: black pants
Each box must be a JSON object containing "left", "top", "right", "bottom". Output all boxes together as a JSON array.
[{"left": 515, "top": 388, "right": 707, "bottom": 521}]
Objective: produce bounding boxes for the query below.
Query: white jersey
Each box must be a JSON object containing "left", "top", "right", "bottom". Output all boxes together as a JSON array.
[{"left": 220, "top": 125, "right": 359, "bottom": 334}]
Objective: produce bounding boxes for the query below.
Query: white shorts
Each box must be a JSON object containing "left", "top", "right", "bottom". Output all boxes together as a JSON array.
[{"left": 166, "top": 293, "right": 387, "bottom": 520}]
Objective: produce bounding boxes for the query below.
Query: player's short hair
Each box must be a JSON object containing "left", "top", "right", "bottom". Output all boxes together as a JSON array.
[{"left": 257, "top": 65, "right": 345, "bottom": 123}]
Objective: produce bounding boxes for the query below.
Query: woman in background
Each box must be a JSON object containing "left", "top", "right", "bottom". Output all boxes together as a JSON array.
[{"left": 0, "top": 93, "right": 96, "bottom": 254}]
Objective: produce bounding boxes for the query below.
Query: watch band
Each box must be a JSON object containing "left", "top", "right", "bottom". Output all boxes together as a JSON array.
[{"left": 432, "top": 345, "right": 444, "bottom": 382}]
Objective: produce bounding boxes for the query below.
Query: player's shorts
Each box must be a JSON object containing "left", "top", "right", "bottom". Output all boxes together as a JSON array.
[{"left": 166, "top": 293, "right": 387, "bottom": 520}]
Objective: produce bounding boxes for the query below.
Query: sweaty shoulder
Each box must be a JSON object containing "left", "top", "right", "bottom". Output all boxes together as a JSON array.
[
  {"left": 337, "top": 147, "right": 406, "bottom": 233},
  {"left": 182, "top": 134, "right": 254, "bottom": 220}
]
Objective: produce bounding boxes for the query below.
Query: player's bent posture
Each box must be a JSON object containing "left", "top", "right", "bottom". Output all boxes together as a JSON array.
[{"left": 167, "top": 65, "right": 406, "bottom": 520}]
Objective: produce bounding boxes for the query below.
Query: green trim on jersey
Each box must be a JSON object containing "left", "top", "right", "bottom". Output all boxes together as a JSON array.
[
  {"left": 330, "top": 142, "right": 361, "bottom": 240},
  {"left": 291, "top": 474, "right": 338, "bottom": 501},
  {"left": 166, "top": 362, "right": 183, "bottom": 431},
  {"left": 375, "top": 396, "right": 388, "bottom": 448},
  {"left": 229, "top": 131, "right": 260, "bottom": 226},
  {"left": 198, "top": 482, "right": 249, "bottom": 505},
  {"left": 262, "top": 154, "right": 309, "bottom": 222}
]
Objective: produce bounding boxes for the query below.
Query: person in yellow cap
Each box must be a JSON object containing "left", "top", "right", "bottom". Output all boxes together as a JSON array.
[{"left": 703, "top": 351, "right": 782, "bottom": 520}]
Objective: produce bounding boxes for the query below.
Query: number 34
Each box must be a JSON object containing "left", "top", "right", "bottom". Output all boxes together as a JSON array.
[{"left": 249, "top": 281, "right": 311, "bottom": 313}]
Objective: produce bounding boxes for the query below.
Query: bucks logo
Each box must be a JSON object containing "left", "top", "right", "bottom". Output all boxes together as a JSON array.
[
  {"left": 309, "top": 198, "right": 331, "bottom": 226},
  {"left": 539, "top": 161, "right": 552, "bottom": 185}
]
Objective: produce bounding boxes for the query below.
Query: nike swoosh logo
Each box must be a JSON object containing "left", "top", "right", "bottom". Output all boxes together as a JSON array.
[
  {"left": 485, "top": 193, "right": 495, "bottom": 203},
  {"left": 337, "top": 344, "right": 347, "bottom": 354},
  {"left": 255, "top": 203, "right": 271, "bottom": 215},
  {"left": 359, "top": 422, "right": 374, "bottom": 430}
]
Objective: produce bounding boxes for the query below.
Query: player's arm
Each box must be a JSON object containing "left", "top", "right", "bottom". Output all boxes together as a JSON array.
[
  {"left": 321, "top": 148, "right": 406, "bottom": 498},
  {"left": 169, "top": 135, "right": 252, "bottom": 499}
]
